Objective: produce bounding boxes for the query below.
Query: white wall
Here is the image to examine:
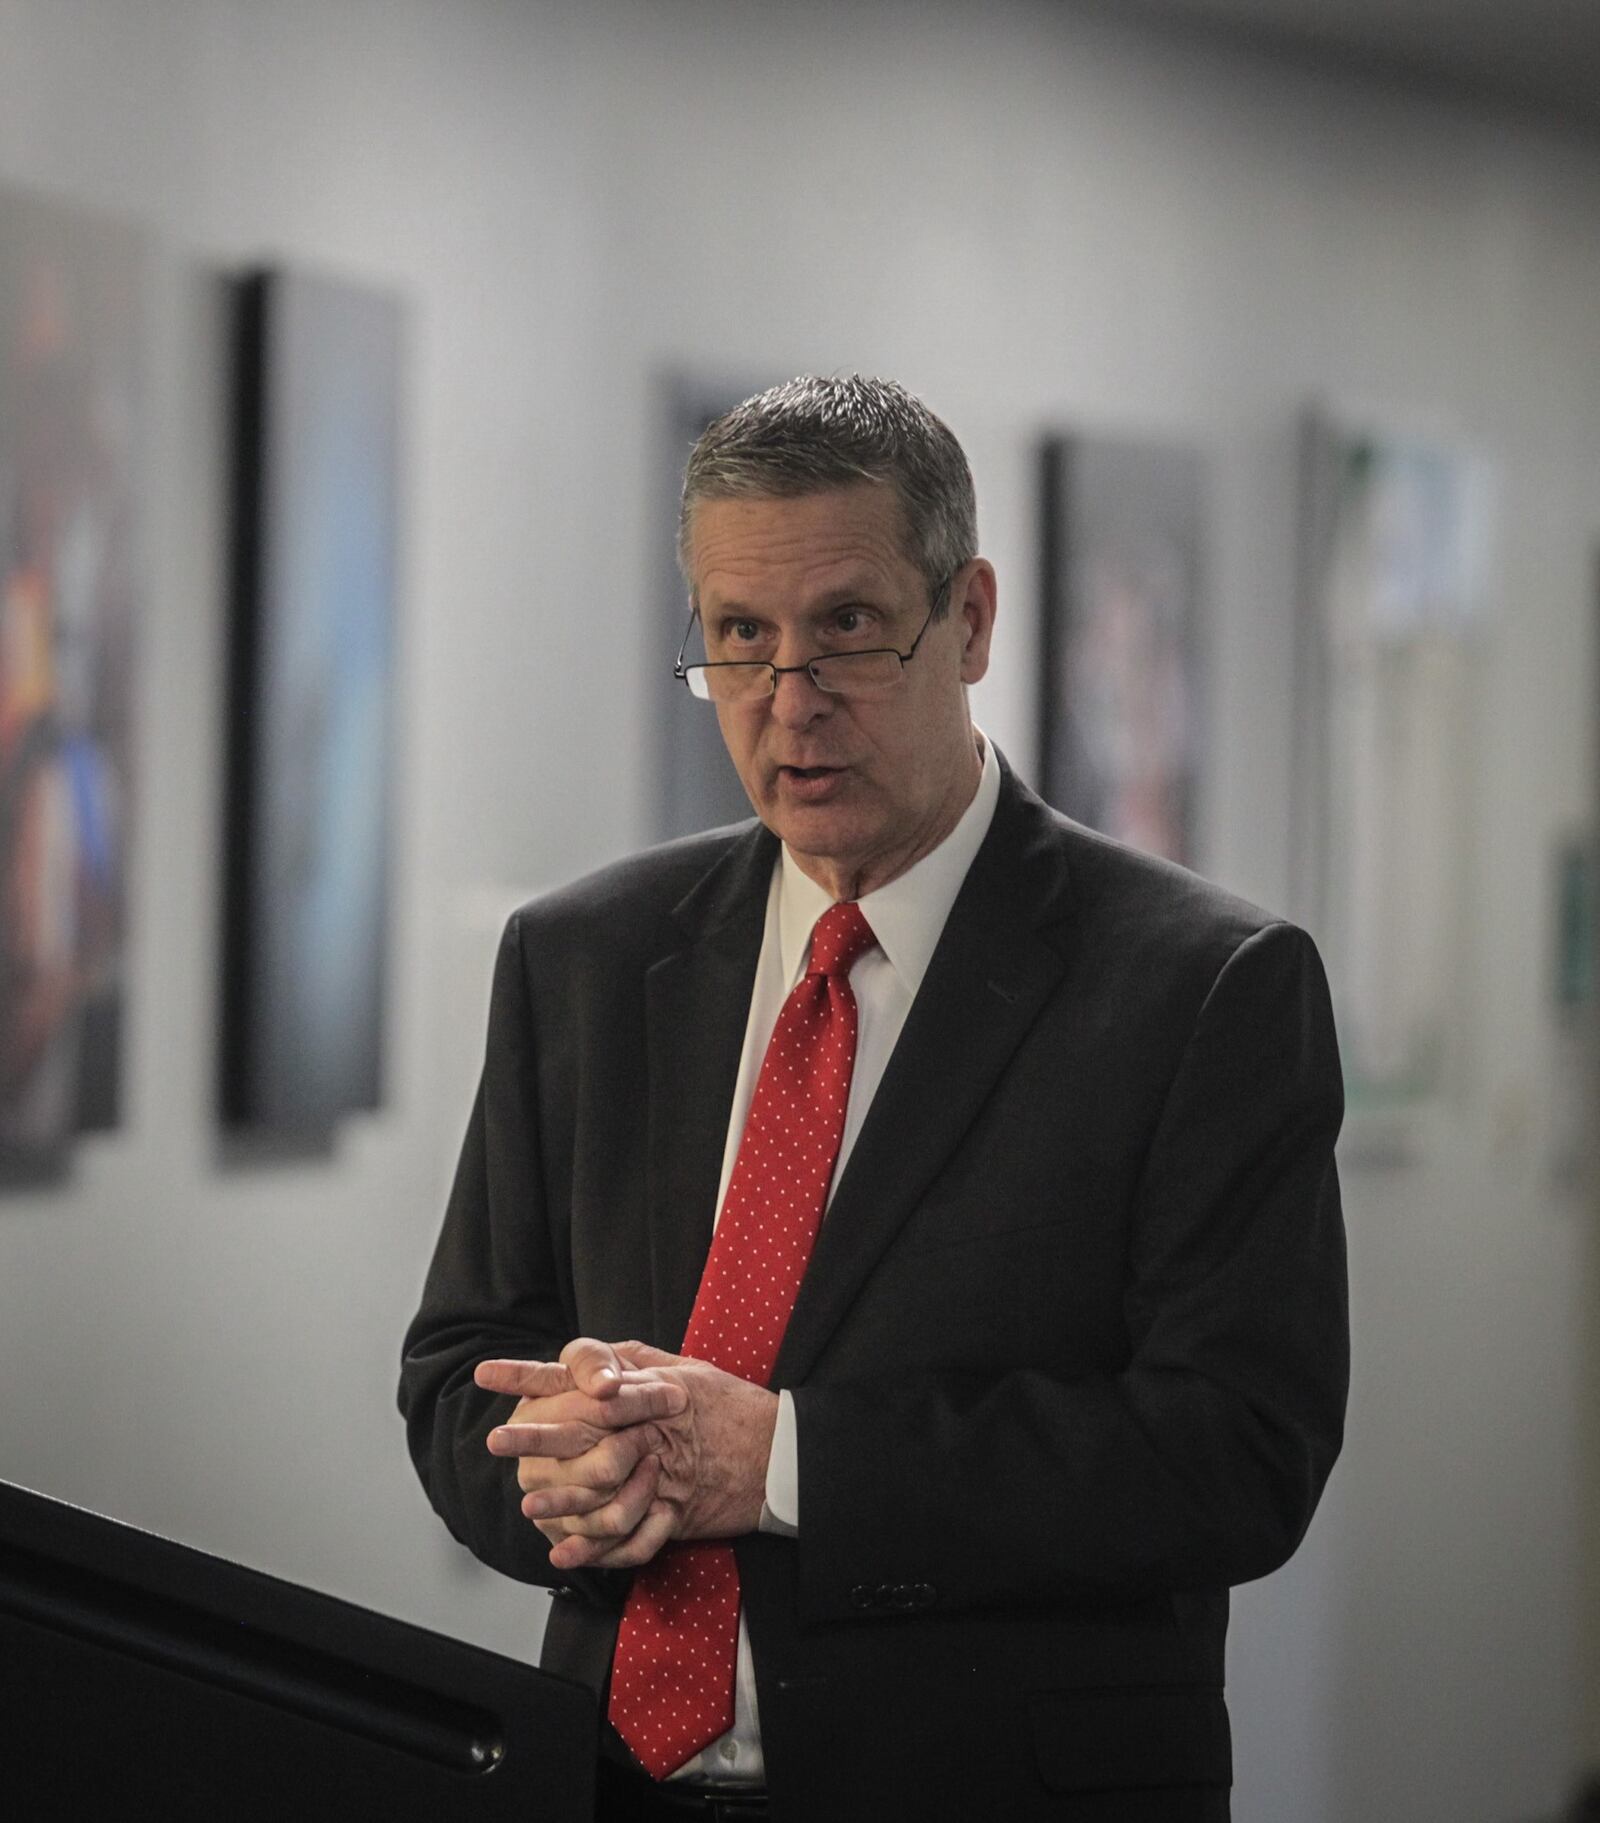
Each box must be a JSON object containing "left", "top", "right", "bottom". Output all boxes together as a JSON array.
[{"left": 1, "top": 2, "right": 1597, "bottom": 1818}]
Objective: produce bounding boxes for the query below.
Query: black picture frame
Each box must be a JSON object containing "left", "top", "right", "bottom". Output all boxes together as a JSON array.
[{"left": 221, "top": 267, "right": 402, "bottom": 1144}]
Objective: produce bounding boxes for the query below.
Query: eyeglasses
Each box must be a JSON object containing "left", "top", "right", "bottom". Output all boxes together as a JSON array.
[{"left": 674, "top": 574, "right": 954, "bottom": 704}]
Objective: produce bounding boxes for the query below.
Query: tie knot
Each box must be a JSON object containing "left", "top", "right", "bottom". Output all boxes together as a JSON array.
[{"left": 808, "top": 900, "right": 876, "bottom": 979}]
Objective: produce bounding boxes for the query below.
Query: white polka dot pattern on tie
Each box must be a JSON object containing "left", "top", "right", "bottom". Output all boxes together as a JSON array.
[{"left": 607, "top": 900, "right": 877, "bottom": 1780}]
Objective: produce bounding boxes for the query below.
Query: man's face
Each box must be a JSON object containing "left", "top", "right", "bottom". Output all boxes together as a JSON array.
[{"left": 686, "top": 483, "right": 996, "bottom": 900}]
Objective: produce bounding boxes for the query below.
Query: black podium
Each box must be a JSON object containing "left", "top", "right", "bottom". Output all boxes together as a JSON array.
[{"left": 0, "top": 1477, "right": 596, "bottom": 1821}]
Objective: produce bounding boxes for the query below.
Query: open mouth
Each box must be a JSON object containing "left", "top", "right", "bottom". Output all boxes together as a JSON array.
[{"left": 777, "top": 764, "right": 847, "bottom": 799}]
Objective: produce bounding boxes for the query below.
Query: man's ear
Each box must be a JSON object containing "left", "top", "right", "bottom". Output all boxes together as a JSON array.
[{"left": 956, "top": 559, "right": 997, "bottom": 685}]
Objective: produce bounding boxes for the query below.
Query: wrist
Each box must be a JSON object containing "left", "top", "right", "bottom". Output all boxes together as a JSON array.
[{"left": 734, "top": 1385, "right": 781, "bottom": 1533}]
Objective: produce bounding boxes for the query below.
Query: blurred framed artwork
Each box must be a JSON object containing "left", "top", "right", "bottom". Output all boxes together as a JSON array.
[
  {"left": 1549, "top": 830, "right": 1597, "bottom": 1193},
  {"left": 221, "top": 268, "right": 402, "bottom": 1141},
  {"left": 0, "top": 188, "right": 144, "bottom": 1184},
  {"left": 1037, "top": 434, "right": 1206, "bottom": 866},
  {"left": 1292, "top": 411, "right": 1491, "bottom": 1117},
  {"left": 651, "top": 375, "right": 761, "bottom": 842}
]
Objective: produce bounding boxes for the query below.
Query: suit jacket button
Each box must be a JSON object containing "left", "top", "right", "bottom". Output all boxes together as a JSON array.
[
  {"left": 890, "top": 1584, "right": 916, "bottom": 1610},
  {"left": 874, "top": 1583, "right": 896, "bottom": 1610},
  {"left": 850, "top": 1585, "right": 874, "bottom": 1611},
  {"left": 912, "top": 1582, "right": 937, "bottom": 1609}
]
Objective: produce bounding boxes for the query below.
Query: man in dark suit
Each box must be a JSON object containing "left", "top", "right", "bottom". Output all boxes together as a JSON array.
[{"left": 399, "top": 376, "right": 1347, "bottom": 1822}]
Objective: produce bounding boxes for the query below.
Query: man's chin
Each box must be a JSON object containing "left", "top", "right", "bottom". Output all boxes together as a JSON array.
[{"left": 761, "top": 796, "right": 865, "bottom": 863}]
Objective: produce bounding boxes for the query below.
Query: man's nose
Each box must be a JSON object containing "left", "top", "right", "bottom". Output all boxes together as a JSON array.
[{"left": 768, "top": 660, "right": 833, "bottom": 727}]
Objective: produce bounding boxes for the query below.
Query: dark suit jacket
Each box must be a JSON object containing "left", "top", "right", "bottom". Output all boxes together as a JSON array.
[{"left": 399, "top": 757, "right": 1348, "bottom": 1822}]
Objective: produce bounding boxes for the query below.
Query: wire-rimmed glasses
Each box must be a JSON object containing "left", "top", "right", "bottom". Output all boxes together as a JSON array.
[{"left": 674, "top": 575, "right": 954, "bottom": 703}]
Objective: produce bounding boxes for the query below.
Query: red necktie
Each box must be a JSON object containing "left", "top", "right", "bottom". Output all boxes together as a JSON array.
[{"left": 607, "top": 899, "right": 878, "bottom": 1778}]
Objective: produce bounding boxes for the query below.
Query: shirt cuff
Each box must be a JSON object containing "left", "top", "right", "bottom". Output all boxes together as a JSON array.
[{"left": 757, "top": 1389, "right": 799, "bottom": 1536}]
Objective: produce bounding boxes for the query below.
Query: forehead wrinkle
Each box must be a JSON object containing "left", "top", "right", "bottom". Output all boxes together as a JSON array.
[
  {"left": 692, "top": 538, "right": 912, "bottom": 620},
  {"left": 687, "top": 486, "right": 918, "bottom": 616}
]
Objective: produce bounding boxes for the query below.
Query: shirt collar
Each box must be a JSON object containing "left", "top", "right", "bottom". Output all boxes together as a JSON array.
[{"left": 776, "top": 730, "right": 1001, "bottom": 994}]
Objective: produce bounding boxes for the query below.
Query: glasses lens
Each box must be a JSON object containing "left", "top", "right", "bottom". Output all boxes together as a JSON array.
[
  {"left": 811, "top": 651, "right": 903, "bottom": 699},
  {"left": 686, "top": 663, "right": 772, "bottom": 703}
]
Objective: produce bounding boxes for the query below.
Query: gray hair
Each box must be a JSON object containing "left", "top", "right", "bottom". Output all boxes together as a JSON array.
[{"left": 678, "top": 375, "right": 977, "bottom": 612}]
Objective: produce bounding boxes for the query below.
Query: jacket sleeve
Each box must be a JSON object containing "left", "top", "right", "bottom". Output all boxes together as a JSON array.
[
  {"left": 397, "top": 910, "right": 611, "bottom": 1602},
  {"left": 790, "top": 919, "right": 1349, "bottom": 1622}
]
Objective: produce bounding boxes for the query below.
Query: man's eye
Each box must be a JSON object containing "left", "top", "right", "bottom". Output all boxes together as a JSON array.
[{"left": 723, "top": 620, "right": 761, "bottom": 644}]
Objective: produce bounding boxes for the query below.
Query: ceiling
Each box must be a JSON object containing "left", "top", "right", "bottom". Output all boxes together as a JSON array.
[{"left": 1102, "top": 0, "right": 1600, "bottom": 136}]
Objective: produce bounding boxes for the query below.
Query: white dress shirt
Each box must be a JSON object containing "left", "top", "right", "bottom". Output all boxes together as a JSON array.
[{"left": 676, "top": 732, "right": 1001, "bottom": 1786}]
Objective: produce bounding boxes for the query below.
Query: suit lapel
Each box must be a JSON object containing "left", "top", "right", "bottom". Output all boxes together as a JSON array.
[
  {"left": 643, "top": 824, "right": 776, "bottom": 1350},
  {"left": 774, "top": 768, "right": 1076, "bottom": 1387}
]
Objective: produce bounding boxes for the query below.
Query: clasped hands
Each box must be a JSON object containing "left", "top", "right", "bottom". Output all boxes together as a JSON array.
[{"left": 477, "top": 1340, "right": 778, "bottom": 1572}]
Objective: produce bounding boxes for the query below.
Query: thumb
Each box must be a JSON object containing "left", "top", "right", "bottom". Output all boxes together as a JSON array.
[
  {"left": 558, "top": 1335, "right": 628, "bottom": 1398},
  {"left": 614, "top": 1340, "right": 684, "bottom": 1370}
]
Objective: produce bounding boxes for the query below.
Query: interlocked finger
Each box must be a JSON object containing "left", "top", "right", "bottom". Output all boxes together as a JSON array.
[
  {"left": 545, "top": 1501, "right": 677, "bottom": 1572},
  {"left": 525, "top": 1453, "right": 660, "bottom": 1539},
  {"left": 512, "top": 1425, "right": 651, "bottom": 1496},
  {"left": 493, "top": 1419, "right": 612, "bottom": 1461},
  {"left": 474, "top": 1359, "right": 572, "bottom": 1400},
  {"left": 493, "top": 1380, "right": 685, "bottom": 1440},
  {"left": 520, "top": 1481, "right": 615, "bottom": 1520}
]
